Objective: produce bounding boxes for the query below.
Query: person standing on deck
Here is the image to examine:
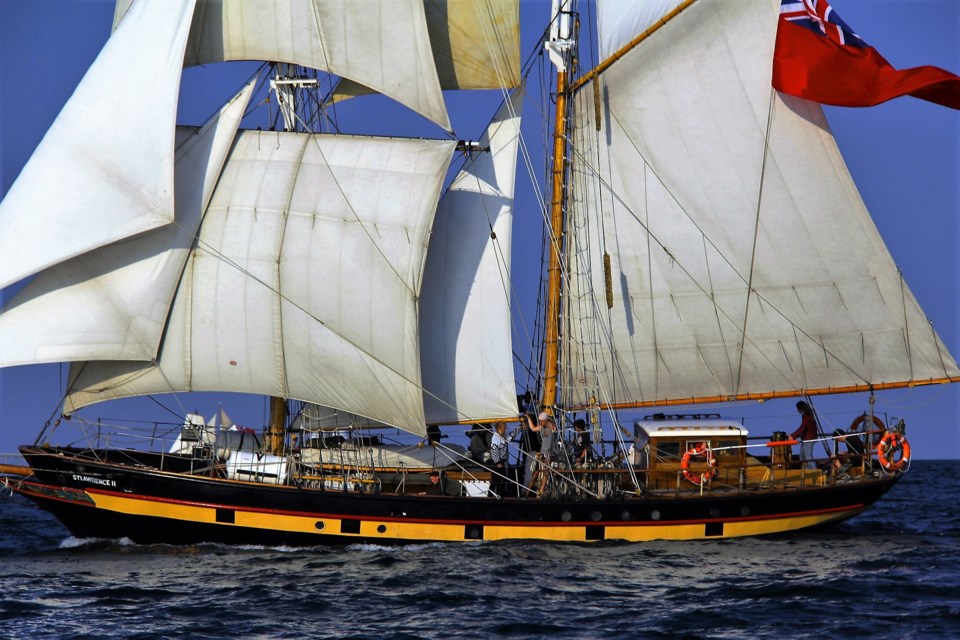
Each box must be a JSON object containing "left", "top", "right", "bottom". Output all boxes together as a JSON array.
[
  {"left": 526, "top": 413, "right": 557, "bottom": 497},
  {"left": 791, "top": 401, "right": 818, "bottom": 470},
  {"left": 572, "top": 419, "right": 593, "bottom": 466},
  {"left": 488, "top": 422, "right": 519, "bottom": 497},
  {"left": 466, "top": 423, "right": 492, "bottom": 463},
  {"left": 518, "top": 413, "right": 541, "bottom": 490}
]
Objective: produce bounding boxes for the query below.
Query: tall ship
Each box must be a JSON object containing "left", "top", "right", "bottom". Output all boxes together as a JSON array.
[{"left": 1, "top": 0, "right": 957, "bottom": 545}]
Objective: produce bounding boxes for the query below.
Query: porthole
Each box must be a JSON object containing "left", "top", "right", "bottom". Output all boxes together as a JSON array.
[
  {"left": 377, "top": 524, "right": 387, "bottom": 533},
  {"left": 650, "top": 510, "right": 661, "bottom": 521},
  {"left": 465, "top": 526, "right": 483, "bottom": 540},
  {"left": 560, "top": 511, "right": 572, "bottom": 522},
  {"left": 590, "top": 511, "right": 602, "bottom": 522},
  {"left": 315, "top": 521, "right": 325, "bottom": 531}
]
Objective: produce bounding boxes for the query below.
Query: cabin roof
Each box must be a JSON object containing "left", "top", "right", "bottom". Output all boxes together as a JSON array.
[{"left": 635, "top": 415, "right": 748, "bottom": 438}]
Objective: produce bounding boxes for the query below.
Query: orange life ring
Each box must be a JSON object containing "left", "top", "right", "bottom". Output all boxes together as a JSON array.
[
  {"left": 876, "top": 432, "right": 910, "bottom": 472},
  {"left": 680, "top": 443, "right": 718, "bottom": 485},
  {"left": 849, "top": 413, "right": 885, "bottom": 435}
]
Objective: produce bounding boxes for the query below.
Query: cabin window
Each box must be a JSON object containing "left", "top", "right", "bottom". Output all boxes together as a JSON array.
[
  {"left": 656, "top": 442, "right": 681, "bottom": 459},
  {"left": 715, "top": 440, "right": 740, "bottom": 459}
]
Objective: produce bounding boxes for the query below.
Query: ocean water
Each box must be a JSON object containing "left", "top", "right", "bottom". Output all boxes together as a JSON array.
[{"left": 1, "top": 461, "right": 957, "bottom": 640}]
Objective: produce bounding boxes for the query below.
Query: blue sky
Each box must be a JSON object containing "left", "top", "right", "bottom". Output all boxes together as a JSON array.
[{"left": 0, "top": 0, "right": 958, "bottom": 459}]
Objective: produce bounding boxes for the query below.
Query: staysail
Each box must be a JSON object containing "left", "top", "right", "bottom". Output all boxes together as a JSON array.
[
  {"left": 564, "top": 0, "right": 960, "bottom": 409},
  {"left": 65, "top": 133, "right": 456, "bottom": 436},
  {"left": 0, "top": 0, "right": 196, "bottom": 290},
  {"left": 114, "top": 0, "right": 452, "bottom": 131},
  {"left": 420, "top": 91, "right": 524, "bottom": 425},
  {"left": 0, "top": 80, "right": 255, "bottom": 368}
]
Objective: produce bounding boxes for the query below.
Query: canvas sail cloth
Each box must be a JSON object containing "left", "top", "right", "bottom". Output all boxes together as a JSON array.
[
  {"left": 0, "top": 81, "right": 255, "bottom": 367},
  {"left": 0, "top": 0, "right": 196, "bottom": 290},
  {"left": 113, "top": 0, "right": 452, "bottom": 131},
  {"left": 65, "top": 133, "right": 455, "bottom": 436},
  {"left": 595, "top": 0, "right": 680, "bottom": 60},
  {"left": 229, "top": 90, "right": 524, "bottom": 433},
  {"left": 330, "top": 0, "right": 521, "bottom": 103},
  {"left": 564, "top": 0, "right": 960, "bottom": 408},
  {"left": 420, "top": 91, "right": 524, "bottom": 425}
]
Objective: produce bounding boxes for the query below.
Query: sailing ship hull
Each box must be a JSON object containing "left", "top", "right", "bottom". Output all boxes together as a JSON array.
[{"left": 11, "top": 446, "right": 899, "bottom": 545}]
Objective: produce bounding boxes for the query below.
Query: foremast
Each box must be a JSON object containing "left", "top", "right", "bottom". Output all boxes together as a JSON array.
[{"left": 541, "top": 0, "right": 575, "bottom": 414}]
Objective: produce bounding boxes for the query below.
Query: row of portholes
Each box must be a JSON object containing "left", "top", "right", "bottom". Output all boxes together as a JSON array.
[
  {"left": 556, "top": 505, "right": 751, "bottom": 523},
  {"left": 313, "top": 504, "right": 754, "bottom": 533},
  {"left": 315, "top": 521, "right": 389, "bottom": 534}
]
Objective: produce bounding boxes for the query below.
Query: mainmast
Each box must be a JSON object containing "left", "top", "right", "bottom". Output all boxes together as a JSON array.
[
  {"left": 265, "top": 63, "right": 316, "bottom": 455},
  {"left": 541, "top": 0, "right": 575, "bottom": 414}
]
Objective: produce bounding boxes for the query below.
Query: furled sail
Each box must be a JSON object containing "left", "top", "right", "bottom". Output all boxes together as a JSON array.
[
  {"left": 0, "top": 80, "right": 255, "bottom": 368},
  {"left": 114, "top": 0, "right": 451, "bottom": 131},
  {"left": 330, "top": 0, "right": 521, "bottom": 104},
  {"left": 564, "top": 0, "right": 960, "bottom": 408},
  {"left": 66, "top": 133, "right": 456, "bottom": 437},
  {"left": 420, "top": 91, "right": 524, "bottom": 425},
  {"left": 0, "top": 0, "right": 196, "bottom": 290}
]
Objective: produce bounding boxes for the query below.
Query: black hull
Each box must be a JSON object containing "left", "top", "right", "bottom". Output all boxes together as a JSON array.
[{"left": 12, "top": 446, "right": 901, "bottom": 545}]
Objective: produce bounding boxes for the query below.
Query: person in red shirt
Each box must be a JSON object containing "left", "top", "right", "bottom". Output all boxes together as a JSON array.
[{"left": 791, "top": 401, "right": 818, "bottom": 470}]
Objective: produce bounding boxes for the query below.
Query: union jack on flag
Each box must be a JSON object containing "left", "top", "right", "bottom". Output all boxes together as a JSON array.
[{"left": 779, "top": 0, "right": 866, "bottom": 48}]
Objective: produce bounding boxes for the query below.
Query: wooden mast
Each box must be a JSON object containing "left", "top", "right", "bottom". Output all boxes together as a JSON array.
[
  {"left": 265, "top": 396, "right": 286, "bottom": 455},
  {"left": 541, "top": 0, "right": 575, "bottom": 414}
]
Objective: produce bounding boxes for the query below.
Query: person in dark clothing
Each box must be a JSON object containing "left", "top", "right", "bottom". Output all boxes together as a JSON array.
[
  {"left": 466, "top": 423, "right": 492, "bottom": 463},
  {"left": 572, "top": 419, "right": 594, "bottom": 466},
  {"left": 791, "top": 401, "right": 818, "bottom": 469},
  {"left": 830, "top": 428, "right": 865, "bottom": 477},
  {"left": 422, "top": 470, "right": 462, "bottom": 496}
]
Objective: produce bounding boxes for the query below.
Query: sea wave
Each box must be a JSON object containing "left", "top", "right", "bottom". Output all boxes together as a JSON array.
[{"left": 0, "top": 461, "right": 957, "bottom": 640}]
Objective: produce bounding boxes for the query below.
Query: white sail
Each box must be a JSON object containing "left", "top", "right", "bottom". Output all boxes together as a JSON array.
[
  {"left": 565, "top": 0, "right": 960, "bottom": 407},
  {"left": 596, "top": 0, "right": 682, "bottom": 59},
  {"left": 424, "top": 0, "right": 520, "bottom": 90},
  {"left": 0, "top": 81, "right": 255, "bottom": 368},
  {"left": 420, "top": 91, "right": 524, "bottom": 425},
  {"left": 0, "top": 0, "right": 196, "bottom": 290},
  {"left": 66, "top": 133, "right": 456, "bottom": 436},
  {"left": 331, "top": 0, "right": 521, "bottom": 103},
  {"left": 114, "top": 0, "right": 451, "bottom": 131}
]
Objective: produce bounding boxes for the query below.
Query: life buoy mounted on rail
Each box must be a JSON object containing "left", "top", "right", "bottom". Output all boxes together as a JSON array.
[
  {"left": 680, "top": 443, "right": 718, "bottom": 486},
  {"left": 876, "top": 432, "right": 910, "bottom": 472},
  {"left": 849, "top": 413, "right": 885, "bottom": 436}
]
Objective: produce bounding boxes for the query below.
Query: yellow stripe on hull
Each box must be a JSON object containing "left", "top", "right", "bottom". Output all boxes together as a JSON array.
[{"left": 86, "top": 491, "right": 864, "bottom": 543}]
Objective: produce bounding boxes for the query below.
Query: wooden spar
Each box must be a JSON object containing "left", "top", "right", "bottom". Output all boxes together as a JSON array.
[
  {"left": 570, "top": 0, "right": 698, "bottom": 94},
  {"left": 0, "top": 464, "right": 32, "bottom": 477},
  {"left": 265, "top": 396, "right": 286, "bottom": 455},
  {"left": 541, "top": 67, "right": 569, "bottom": 414},
  {"left": 567, "top": 376, "right": 960, "bottom": 413}
]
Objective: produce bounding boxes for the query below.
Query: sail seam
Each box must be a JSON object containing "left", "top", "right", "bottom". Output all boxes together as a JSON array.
[{"left": 568, "top": 91, "right": 887, "bottom": 400}]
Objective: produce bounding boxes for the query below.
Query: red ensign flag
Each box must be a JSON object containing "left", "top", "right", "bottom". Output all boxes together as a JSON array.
[{"left": 772, "top": 0, "right": 960, "bottom": 109}]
